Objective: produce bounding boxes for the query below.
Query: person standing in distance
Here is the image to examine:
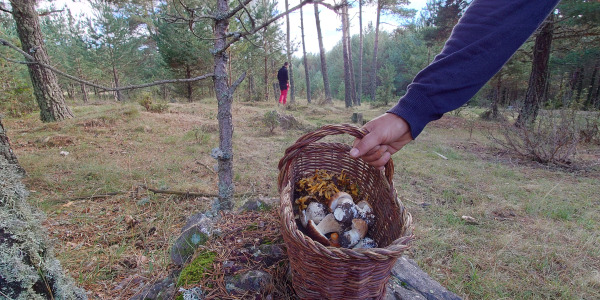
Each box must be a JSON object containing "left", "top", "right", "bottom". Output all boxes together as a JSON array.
[{"left": 278, "top": 62, "right": 290, "bottom": 105}]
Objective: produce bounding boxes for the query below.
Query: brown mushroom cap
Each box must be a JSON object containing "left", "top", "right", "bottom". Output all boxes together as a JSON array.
[{"left": 306, "top": 220, "right": 331, "bottom": 246}]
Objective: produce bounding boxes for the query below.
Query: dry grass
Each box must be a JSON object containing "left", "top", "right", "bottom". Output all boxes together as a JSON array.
[{"left": 4, "top": 98, "right": 600, "bottom": 299}]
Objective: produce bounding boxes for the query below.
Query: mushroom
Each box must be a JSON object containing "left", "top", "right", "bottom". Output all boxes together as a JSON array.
[
  {"left": 330, "top": 232, "right": 341, "bottom": 248},
  {"left": 305, "top": 214, "right": 342, "bottom": 246},
  {"left": 328, "top": 192, "right": 353, "bottom": 212},
  {"left": 300, "top": 201, "right": 328, "bottom": 228},
  {"left": 339, "top": 219, "right": 368, "bottom": 248},
  {"left": 352, "top": 237, "right": 378, "bottom": 249},
  {"left": 333, "top": 198, "right": 357, "bottom": 226},
  {"left": 356, "top": 200, "right": 375, "bottom": 227}
]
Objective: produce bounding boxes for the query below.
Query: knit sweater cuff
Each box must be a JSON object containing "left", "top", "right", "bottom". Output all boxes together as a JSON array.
[{"left": 387, "top": 88, "right": 441, "bottom": 139}]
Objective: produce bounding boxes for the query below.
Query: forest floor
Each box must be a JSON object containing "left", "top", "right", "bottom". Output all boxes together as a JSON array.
[{"left": 4, "top": 97, "right": 600, "bottom": 299}]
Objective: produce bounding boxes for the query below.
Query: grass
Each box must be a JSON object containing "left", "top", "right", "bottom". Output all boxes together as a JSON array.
[{"left": 4, "top": 98, "right": 600, "bottom": 299}]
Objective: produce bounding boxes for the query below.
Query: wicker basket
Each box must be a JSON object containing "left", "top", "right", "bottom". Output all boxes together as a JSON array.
[{"left": 278, "top": 124, "right": 414, "bottom": 300}]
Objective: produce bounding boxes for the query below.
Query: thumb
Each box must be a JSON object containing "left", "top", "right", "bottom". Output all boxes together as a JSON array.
[{"left": 350, "top": 132, "right": 381, "bottom": 158}]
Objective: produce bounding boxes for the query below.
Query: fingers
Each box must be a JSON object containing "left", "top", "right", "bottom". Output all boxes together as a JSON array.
[
  {"left": 349, "top": 130, "right": 382, "bottom": 158},
  {"left": 361, "top": 145, "right": 389, "bottom": 162}
]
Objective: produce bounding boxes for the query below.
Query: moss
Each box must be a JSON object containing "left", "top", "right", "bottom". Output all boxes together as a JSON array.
[{"left": 176, "top": 250, "right": 216, "bottom": 287}]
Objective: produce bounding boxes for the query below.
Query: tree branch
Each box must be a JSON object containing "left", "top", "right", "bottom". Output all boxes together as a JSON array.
[
  {"left": 220, "top": 0, "right": 331, "bottom": 53},
  {"left": 0, "top": 37, "right": 214, "bottom": 92},
  {"left": 38, "top": 9, "right": 64, "bottom": 17},
  {"left": 229, "top": 71, "right": 247, "bottom": 95}
]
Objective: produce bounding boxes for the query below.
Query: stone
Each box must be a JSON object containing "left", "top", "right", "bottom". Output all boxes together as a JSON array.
[
  {"left": 226, "top": 270, "right": 272, "bottom": 294},
  {"left": 238, "top": 199, "right": 268, "bottom": 212},
  {"left": 386, "top": 256, "right": 462, "bottom": 300},
  {"left": 253, "top": 244, "right": 286, "bottom": 267},
  {"left": 170, "top": 213, "right": 213, "bottom": 266},
  {"left": 130, "top": 276, "right": 176, "bottom": 300}
]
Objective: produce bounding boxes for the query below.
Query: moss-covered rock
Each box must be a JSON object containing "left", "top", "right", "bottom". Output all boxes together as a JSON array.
[{"left": 177, "top": 250, "right": 216, "bottom": 287}]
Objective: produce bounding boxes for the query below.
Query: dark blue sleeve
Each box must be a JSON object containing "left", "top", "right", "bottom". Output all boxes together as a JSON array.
[{"left": 388, "top": 0, "right": 560, "bottom": 138}]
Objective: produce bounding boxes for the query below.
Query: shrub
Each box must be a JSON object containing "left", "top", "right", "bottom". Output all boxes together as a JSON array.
[
  {"left": 488, "top": 109, "right": 582, "bottom": 165},
  {"left": 138, "top": 95, "right": 168, "bottom": 113},
  {"left": 263, "top": 110, "right": 279, "bottom": 133}
]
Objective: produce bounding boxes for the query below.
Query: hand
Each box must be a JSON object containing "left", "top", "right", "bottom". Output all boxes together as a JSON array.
[{"left": 349, "top": 113, "right": 413, "bottom": 170}]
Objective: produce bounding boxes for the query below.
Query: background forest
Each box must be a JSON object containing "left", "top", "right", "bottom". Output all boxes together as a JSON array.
[{"left": 1, "top": 0, "right": 600, "bottom": 299}]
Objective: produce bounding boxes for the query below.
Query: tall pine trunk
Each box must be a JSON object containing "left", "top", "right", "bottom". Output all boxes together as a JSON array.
[
  {"left": 213, "top": 0, "right": 235, "bottom": 210},
  {"left": 314, "top": 4, "right": 332, "bottom": 103},
  {"left": 358, "top": 0, "right": 363, "bottom": 106},
  {"left": 186, "top": 64, "right": 193, "bottom": 102},
  {"left": 341, "top": 3, "right": 352, "bottom": 108},
  {"left": 112, "top": 63, "right": 122, "bottom": 101},
  {"left": 300, "top": 6, "right": 311, "bottom": 103},
  {"left": 10, "top": 0, "right": 73, "bottom": 122},
  {"left": 516, "top": 15, "right": 554, "bottom": 127},
  {"left": 285, "top": 0, "right": 295, "bottom": 104},
  {"left": 369, "top": 3, "right": 382, "bottom": 102},
  {"left": 343, "top": 3, "right": 357, "bottom": 106}
]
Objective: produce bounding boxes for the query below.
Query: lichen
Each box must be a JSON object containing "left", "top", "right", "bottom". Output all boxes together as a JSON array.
[
  {"left": 176, "top": 250, "right": 216, "bottom": 287},
  {"left": 0, "top": 156, "right": 86, "bottom": 299}
]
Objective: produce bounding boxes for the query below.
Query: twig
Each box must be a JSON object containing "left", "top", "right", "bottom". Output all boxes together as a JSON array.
[
  {"left": 145, "top": 187, "right": 218, "bottom": 198},
  {"left": 433, "top": 151, "right": 448, "bottom": 160}
]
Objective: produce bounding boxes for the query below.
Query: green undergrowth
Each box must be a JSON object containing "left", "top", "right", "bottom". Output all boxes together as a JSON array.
[{"left": 177, "top": 250, "right": 217, "bottom": 287}]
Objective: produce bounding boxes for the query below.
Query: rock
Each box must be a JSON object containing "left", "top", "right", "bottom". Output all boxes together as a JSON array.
[
  {"left": 170, "top": 213, "right": 213, "bottom": 266},
  {"left": 226, "top": 270, "right": 272, "bottom": 294},
  {"left": 179, "top": 287, "right": 204, "bottom": 300},
  {"left": 253, "top": 244, "right": 286, "bottom": 267},
  {"left": 238, "top": 199, "right": 269, "bottom": 212},
  {"left": 386, "top": 277, "right": 427, "bottom": 300},
  {"left": 387, "top": 256, "right": 462, "bottom": 300},
  {"left": 130, "top": 276, "right": 176, "bottom": 300}
]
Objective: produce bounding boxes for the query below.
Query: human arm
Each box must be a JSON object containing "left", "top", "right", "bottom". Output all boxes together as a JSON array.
[{"left": 351, "top": 0, "right": 561, "bottom": 168}]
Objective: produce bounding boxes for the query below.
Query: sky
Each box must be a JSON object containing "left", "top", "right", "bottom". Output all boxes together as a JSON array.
[
  {"left": 279, "top": 0, "right": 429, "bottom": 56},
  {"left": 43, "top": 0, "right": 428, "bottom": 56}
]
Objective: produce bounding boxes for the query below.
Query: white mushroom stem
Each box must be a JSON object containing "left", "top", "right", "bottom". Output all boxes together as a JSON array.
[
  {"left": 340, "top": 219, "right": 368, "bottom": 248},
  {"left": 306, "top": 214, "right": 342, "bottom": 246}
]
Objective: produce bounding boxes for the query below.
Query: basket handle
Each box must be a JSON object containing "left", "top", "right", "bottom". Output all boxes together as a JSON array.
[{"left": 277, "top": 123, "right": 394, "bottom": 188}]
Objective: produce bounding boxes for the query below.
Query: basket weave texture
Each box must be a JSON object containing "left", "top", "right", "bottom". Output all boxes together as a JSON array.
[{"left": 278, "top": 124, "right": 414, "bottom": 300}]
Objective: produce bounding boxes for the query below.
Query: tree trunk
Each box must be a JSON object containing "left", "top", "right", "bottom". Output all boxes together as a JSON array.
[
  {"left": 0, "top": 118, "right": 22, "bottom": 173},
  {"left": 585, "top": 59, "right": 599, "bottom": 109},
  {"left": 358, "top": 0, "right": 363, "bottom": 106},
  {"left": 314, "top": 3, "right": 332, "bottom": 104},
  {"left": 516, "top": 15, "right": 554, "bottom": 127},
  {"left": 369, "top": 3, "right": 382, "bottom": 102},
  {"left": 491, "top": 73, "right": 502, "bottom": 119},
  {"left": 9, "top": 0, "right": 73, "bottom": 122},
  {"left": 264, "top": 28, "right": 269, "bottom": 102},
  {"left": 341, "top": 3, "right": 352, "bottom": 108},
  {"left": 285, "top": 0, "right": 295, "bottom": 104},
  {"left": 343, "top": 3, "right": 357, "bottom": 106},
  {"left": 1, "top": 119, "right": 86, "bottom": 299},
  {"left": 300, "top": 6, "right": 311, "bottom": 104},
  {"left": 186, "top": 64, "right": 193, "bottom": 102},
  {"left": 213, "top": 0, "right": 235, "bottom": 210},
  {"left": 112, "top": 63, "right": 122, "bottom": 101}
]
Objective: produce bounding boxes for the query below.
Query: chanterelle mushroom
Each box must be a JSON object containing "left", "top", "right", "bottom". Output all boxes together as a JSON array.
[
  {"left": 306, "top": 214, "right": 342, "bottom": 246},
  {"left": 339, "top": 219, "right": 368, "bottom": 248}
]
